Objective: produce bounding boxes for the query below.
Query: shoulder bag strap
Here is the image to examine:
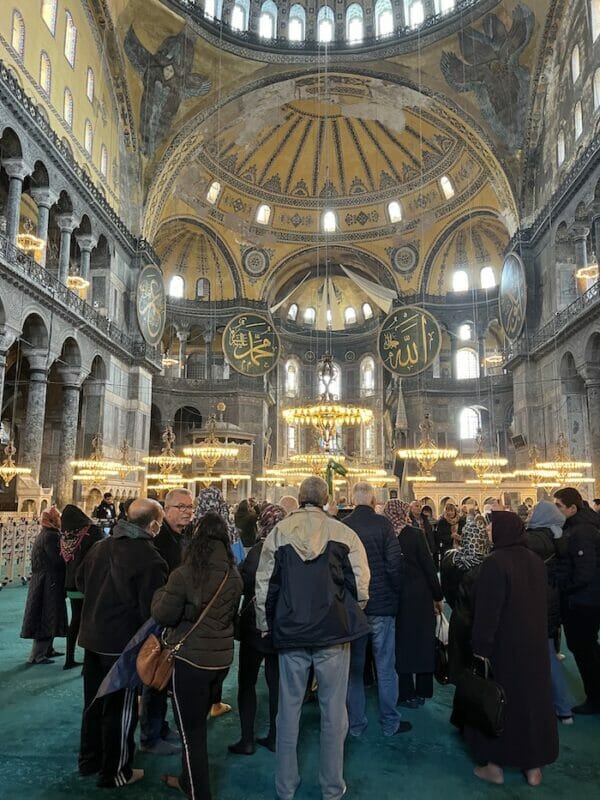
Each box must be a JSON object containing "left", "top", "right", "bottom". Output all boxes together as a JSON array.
[{"left": 171, "top": 568, "right": 230, "bottom": 653}]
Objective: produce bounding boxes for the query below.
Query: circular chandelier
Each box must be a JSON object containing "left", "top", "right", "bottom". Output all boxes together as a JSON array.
[
  {"left": 455, "top": 429, "right": 508, "bottom": 482},
  {"left": 115, "top": 440, "right": 143, "bottom": 480},
  {"left": 289, "top": 452, "right": 346, "bottom": 473},
  {"left": 538, "top": 433, "right": 593, "bottom": 485},
  {"left": 397, "top": 414, "right": 458, "bottom": 481},
  {"left": 143, "top": 426, "right": 192, "bottom": 475},
  {"left": 72, "top": 434, "right": 123, "bottom": 483},
  {"left": 282, "top": 354, "right": 373, "bottom": 451},
  {"left": 16, "top": 219, "right": 45, "bottom": 254},
  {"left": 66, "top": 275, "right": 90, "bottom": 291},
  {"left": 0, "top": 439, "right": 32, "bottom": 485},
  {"left": 183, "top": 413, "right": 240, "bottom": 473}
]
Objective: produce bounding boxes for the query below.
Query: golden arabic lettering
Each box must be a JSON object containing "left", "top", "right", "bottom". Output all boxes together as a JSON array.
[
  {"left": 378, "top": 307, "right": 441, "bottom": 376},
  {"left": 224, "top": 314, "right": 281, "bottom": 377},
  {"left": 499, "top": 254, "right": 527, "bottom": 341}
]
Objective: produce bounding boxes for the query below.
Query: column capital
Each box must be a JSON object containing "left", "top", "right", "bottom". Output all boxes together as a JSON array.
[
  {"left": 2, "top": 157, "right": 30, "bottom": 181},
  {"left": 56, "top": 366, "right": 86, "bottom": 389},
  {"left": 56, "top": 212, "right": 78, "bottom": 233},
  {"left": 30, "top": 187, "right": 59, "bottom": 209},
  {"left": 23, "top": 348, "right": 49, "bottom": 376},
  {"left": 176, "top": 324, "right": 191, "bottom": 341},
  {"left": 571, "top": 224, "right": 590, "bottom": 241},
  {"left": 76, "top": 233, "right": 98, "bottom": 253}
]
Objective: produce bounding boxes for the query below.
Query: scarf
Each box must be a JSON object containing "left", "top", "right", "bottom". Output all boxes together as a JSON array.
[
  {"left": 528, "top": 499, "right": 565, "bottom": 540},
  {"left": 443, "top": 503, "right": 460, "bottom": 534},
  {"left": 193, "top": 487, "right": 237, "bottom": 541},
  {"left": 454, "top": 518, "right": 491, "bottom": 570},
  {"left": 409, "top": 503, "right": 425, "bottom": 532},
  {"left": 257, "top": 503, "right": 287, "bottom": 538},
  {"left": 383, "top": 499, "right": 410, "bottom": 535},
  {"left": 60, "top": 524, "right": 91, "bottom": 563}
]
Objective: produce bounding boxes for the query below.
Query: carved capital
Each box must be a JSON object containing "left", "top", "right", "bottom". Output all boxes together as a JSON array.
[
  {"left": 56, "top": 212, "right": 78, "bottom": 233},
  {"left": 30, "top": 187, "right": 59, "bottom": 209},
  {"left": 76, "top": 233, "right": 98, "bottom": 253},
  {"left": 22, "top": 348, "right": 49, "bottom": 377},
  {"left": 2, "top": 157, "right": 30, "bottom": 181},
  {"left": 571, "top": 224, "right": 590, "bottom": 242}
]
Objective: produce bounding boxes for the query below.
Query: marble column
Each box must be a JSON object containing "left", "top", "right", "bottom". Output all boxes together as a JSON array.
[
  {"left": 177, "top": 326, "right": 190, "bottom": 379},
  {"left": 0, "top": 350, "right": 6, "bottom": 424},
  {"left": 592, "top": 211, "right": 600, "bottom": 262},
  {"left": 572, "top": 225, "right": 590, "bottom": 269},
  {"left": 583, "top": 366, "right": 600, "bottom": 496},
  {"left": 55, "top": 368, "right": 83, "bottom": 507},
  {"left": 20, "top": 350, "right": 49, "bottom": 482},
  {"left": 30, "top": 188, "right": 58, "bottom": 267},
  {"left": 56, "top": 213, "right": 77, "bottom": 285},
  {"left": 3, "top": 159, "right": 29, "bottom": 246}
]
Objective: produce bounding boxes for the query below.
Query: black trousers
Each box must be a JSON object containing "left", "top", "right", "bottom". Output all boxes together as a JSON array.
[
  {"left": 564, "top": 605, "right": 600, "bottom": 704},
  {"left": 237, "top": 640, "right": 279, "bottom": 744},
  {"left": 66, "top": 598, "right": 83, "bottom": 664},
  {"left": 140, "top": 684, "right": 169, "bottom": 745},
  {"left": 398, "top": 672, "right": 433, "bottom": 700},
  {"left": 79, "top": 649, "right": 138, "bottom": 787},
  {"left": 171, "top": 660, "right": 228, "bottom": 800}
]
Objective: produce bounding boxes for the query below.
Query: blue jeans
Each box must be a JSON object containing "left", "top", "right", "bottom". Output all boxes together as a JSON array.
[
  {"left": 277, "top": 644, "right": 350, "bottom": 800},
  {"left": 347, "top": 615, "right": 401, "bottom": 737},
  {"left": 549, "top": 639, "right": 573, "bottom": 717},
  {"left": 140, "top": 684, "right": 169, "bottom": 746}
]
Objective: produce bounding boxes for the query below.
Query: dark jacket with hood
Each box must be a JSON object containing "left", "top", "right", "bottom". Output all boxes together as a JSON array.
[
  {"left": 234, "top": 500, "right": 259, "bottom": 547},
  {"left": 76, "top": 519, "right": 168, "bottom": 654},
  {"left": 525, "top": 526, "right": 561, "bottom": 638},
  {"left": 343, "top": 504, "right": 402, "bottom": 616},
  {"left": 60, "top": 505, "right": 103, "bottom": 593},
  {"left": 556, "top": 506, "right": 600, "bottom": 608},
  {"left": 151, "top": 539, "right": 242, "bottom": 669},
  {"left": 154, "top": 519, "right": 188, "bottom": 574}
]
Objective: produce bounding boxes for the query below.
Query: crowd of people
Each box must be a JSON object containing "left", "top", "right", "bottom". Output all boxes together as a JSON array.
[{"left": 18, "top": 482, "right": 600, "bottom": 798}]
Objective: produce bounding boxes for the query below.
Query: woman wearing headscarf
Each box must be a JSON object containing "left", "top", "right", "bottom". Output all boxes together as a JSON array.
[
  {"left": 234, "top": 499, "right": 259, "bottom": 549},
  {"left": 526, "top": 500, "right": 573, "bottom": 724},
  {"left": 436, "top": 502, "right": 465, "bottom": 558},
  {"left": 229, "top": 503, "right": 287, "bottom": 755},
  {"left": 60, "top": 504, "right": 103, "bottom": 669},
  {"left": 465, "top": 511, "right": 558, "bottom": 787},
  {"left": 20, "top": 507, "right": 67, "bottom": 664},
  {"left": 384, "top": 499, "right": 443, "bottom": 707}
]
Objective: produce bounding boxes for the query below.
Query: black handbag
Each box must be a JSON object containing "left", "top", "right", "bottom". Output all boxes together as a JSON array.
[
  {"left": 434, "top": 615, "right": 450, "bottom": 685},
  {"left": 451, "top": 656, "right": 507, "bottom": 737}
]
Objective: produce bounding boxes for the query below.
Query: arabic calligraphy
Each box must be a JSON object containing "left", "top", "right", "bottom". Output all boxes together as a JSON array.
[
  {"left": 136, "top": 265, "right": 166, "bottom": 346},
  {"left": 378, "top": 306, "right": 441, "bottom": 376},
  {"left": 223, "top": 313, "right": 281, "bottom": 377},
  {"left": 499, "top": 253, "right": 527, "bottom": 341}
]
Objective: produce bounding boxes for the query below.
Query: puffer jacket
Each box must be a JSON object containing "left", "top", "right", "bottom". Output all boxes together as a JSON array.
[
  {"left": 151, "top": 540, "right": 243, "bottom": 669},
  {"left": 343, "top": 505, "right": 402, "bottom": 616},
  {"left": 525, "top": 526, "right": 561, "bottom": 638},
  {"left": 555, "top": 509, "right": 600, "bottom": 608},
  {"left": 255, "top": 505, "right": 371, "bottom": 650}
]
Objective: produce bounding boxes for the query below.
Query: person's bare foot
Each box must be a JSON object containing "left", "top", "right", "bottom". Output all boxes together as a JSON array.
[
  {"left": 525, "top": 768, "right": 543, "bottom": 786},
  {"left": 210, "top": 702, "right": 231, "bottom": 718},
  {"left": 474, "top": 764, "right": 504, "bottom": 785},
  {"left": 125, "top": 768, "right": 144, "bottom": 785}
]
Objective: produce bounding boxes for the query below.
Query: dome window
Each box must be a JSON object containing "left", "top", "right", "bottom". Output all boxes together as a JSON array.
[
  {"left": 256, "top": 204, "right": 272, "bottom": 225},
  {"left": 287, "top": 303, "right": 298, "bottom": 321},
  {"left": 480, "top": 266, "right": 496, "bottom": 289},
  {"left": 304, "top": 307, "right": 316, "bottom": 324},
  {"left": 11, "top": 11, "right": 25, "bottom": 58},
  {"left": 64, "top": 11, "right": 77, "bottom": 67},
  {"left": 460, "top": 407, "right": 480, "bottom": 439},
  {"left": 344, "top": 307, "right": 357, "bottom": 325},
  {"left": 84, "top": 119, "right": 93, "bottom": 155},
  {"left": 388, "top": 200, "right": 402, "bottom": 223},
  {"left": 440, "top": 0, "right": 455, "bottom": 12},
  {"left": 458, "top": 323, "right": 472, "bottom": 341},
  {"left": 574, "top": 101, "right": 583, "bottom": 140},
  {"left": 168, "top": 275, "right": 185, "bottom": 298},
  {"left": 259, "top": 0, "right": 278, "bottom": 38},
  {"left": 571, "top": 45, "right": 581, "bottom": 83},
  {"left": 86, "top": 67, "right": 95, "bottom": 103},
  {"left": 594, "top": 69, "right": 600, "bottom": 109},
  {"left": 346, "top": 4, "right": 364, "bottom": 44},
  {"left": 63, "top": 87, "right": 73, "bottom": 127},
  {"left": 452, "top": 270, "right": 469, "bottom": 292},
  {"left": 206, "top": 180, "right": 221, "bottom": 205},
  {"left": 318, "top": 6, "right": 335, "bottom": 42},
  {"left": 409, "top": 0, "right": 424, "bottom": 27},
  {"left": 375, "top": 0, "right": 394, "bottom": 37},
  {"left": 557, "top": 131, "right": 565, "bottom": 166},
  {"left": 440, "top": 175, "right": 455, "bottom": 199},
  {"left": 289, "top": 5, "right": 306, "bottom": 41},
  {"left": 322, "top": 210, "right": 337, "bottom": 232},
  {"left": 456, "top": 349, "right": 479, "bottom": 380},
  {"left": 593, "top": 0, "right": 600, "bottom": 41},
  {"left": 40, "top": 52, "right": 52, "bottom": 96},
  {"left": 362, "top": 302, "right": 373, "bottom": 320},
  {"left": 42, "top": 0, "right": 58, "bottom": 35},
  {"left": 231, "top": 1, "right": 249, "bottom": 31}
]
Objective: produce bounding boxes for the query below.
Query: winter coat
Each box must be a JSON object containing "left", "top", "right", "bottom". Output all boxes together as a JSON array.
[
  {"left": 555, "top": 508, "right": 600, "bottom": 608},
  {"left": 255, "top": 505, "right": 371, "bottom": 650},
  {"left": 151, "top": 540, "right": 242, "bottom": 670},
  {"left": 95, "top": 500, "right": 116, "bottom": 520},
  {"left": 343, "top": 505, "right": 402, "bottom": 616},
  {"left": 440, "top": 550, "right": 469, "bottom": 609},
  {"left": 447, "top": 563, "right": 480, "bottom": 683},
  {"left": 76, "top": 519, "right": 168, "bottom": 655},
  {"left": 238, "top": 539, "right": 274, "bottom": 653},
  {"left": 153, "top": 520, "right": 188, "bottom": 575},
  {"left": 235, "top": 501, "right": 258, "bottom": 547},
  {"left": 20, "top": 527, "right": 67, "bottom": 640},
  {"left": 526, "top": 526, "right": 561, "bottom": 638},
  {"left": 395, "top": 524, "right": 443, "bottom": 674},
  {"left": 436, "top": 517, "right": 465, "bottom": 555},
  {"left": 62, "top": 524, "right": 104, "bottom": 593}
]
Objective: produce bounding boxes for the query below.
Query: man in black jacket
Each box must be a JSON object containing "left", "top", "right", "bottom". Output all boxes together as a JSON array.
[
  {"left": 554, "top": 487, "right": 600, "bottom": 714},
  {"left": 139, "top": 488, "right": 194, "bottom": 754},
  {"left": 343, "top": 482, "right": 409, "bottom": 737},
  {"left": 77, "top": 498, "right": 168, "bottom": 787}
]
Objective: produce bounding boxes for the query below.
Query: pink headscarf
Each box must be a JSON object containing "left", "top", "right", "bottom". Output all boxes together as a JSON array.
[
  {"left": 41, "top": 507, "right": 61, "bottom": 530},
  {"left": 383, "top": 499, "right": 410, "bottom": 535}
]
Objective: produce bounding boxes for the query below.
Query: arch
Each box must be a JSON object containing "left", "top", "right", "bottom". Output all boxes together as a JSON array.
[
  {"left": 574, "top": 101, "right": 583, "bottom": 140},
  {"left": 39, "top": 52, "right": 52, "bottom": 96},
  {"left": 360, "top": 355, "right": 375, "bottom": 395},
  {"left": 22, "top": 313, "right": 49, "bottom": 350},
  {"left": 58, "top": 336, "right": 82, "bottom": 368},
  {"left": 387, "top": 200, "right": 402, "bottom": 223},
  {"left": 259, "top": 0, "right": 278, "bottom": 38},
  {"left": 571, "top": 44, "right": 581, "bottom": 82},
  {"left": 317, "top": 6, "right": 335, "bottom": 42},
  {"left": 84, "top": 119, "right": 93, "bottom": 155},
  {"left": 458, "top": 322, "right": 473, "bottom": 341},
  {"left": 480, "top": 265, "right": 496, "bottom": 289},
  {"left": 42, "top": 0, "right": 58, "bottom": 35},
  {"left": 289, "top": 4, "right": 306, "bottom": 41},
  {"left": 287, "top": 302, "right": 298, "bottom": 321},
  {"left": 408, "top": 0, "right": 425, "bottom": 28},
  {"left": 11, "top": 10, "right": 25, "bottom": 58},
  {"left": 168, "top": 275, "right": 185, "bottom": 298},
  {"left": 285, "top": 358, "right": 300, "bottom": 396},
  {"left": 196, "top": 277, "right": 210, "bottom": 299},
  {"left": 100, "top": 145, "right": 108, "bottom": 178},
  {"left": 557, "top": 130, "right": 566, "bottom": 166},
  {"left": 174, "top": 406, "right": 203, "bottom": 440},
  {"left": 362, "top": 302, "right": 373, "bottom": 320},
  {"left": 206, "top": 180, "right": 221, "bottom": 204},
  {"left": 231, "top": 0, "right": 250, "bottom": 30},
  {"left": 346, "top": 4, "right": 364, "bottom": 43},
  {"left": 322, "top": 209, "right": 337, "bottom": 231},
  {"left": 456, "top": 348, "right": 479, "bottom": 379},
  {"left": 452, "top": 270, "right": 469, "bottom": 292},
  {"left": 584, "top": 331, "right": 600, "bottom": 364},
  {"left": 344, "top": 306, "right": 357, "bottom": 325},
  {"left": 86, "top": 67, "right": 95, "bottom": 103},
  {"left": 375, "top": 0, "right": 394, "bottom": 37},
  {"left": 560, "top": 351, "right": 584, "bottom": 393},
  {"left": 459, "top": 407, "right": 480, "bottom": 439},
  {"left": 256, "top": 203, "right": 272, "bottom": 224},
  {"left": 88, "top": 353, "right": 107, "bottom": 382},
  {"left": 31, "top": 160, "right": 50, "bottom": 190},
  {"left": 64, "top": 11, "right": 77, "bottom": 66},
  {"left": 0, "top": 127, "right": 23, "bottom": 158}
]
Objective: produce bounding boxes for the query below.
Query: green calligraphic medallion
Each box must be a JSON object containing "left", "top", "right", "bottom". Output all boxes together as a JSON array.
[
  {"left": 223, "top": 313, "right": 281, "bottom": 377},
  {"left": 378, "top": 306, "right": 442, "bottom": 376},
  {"left": 136, "top": 264, "right": 166, "bottom": 346},
  {"left": 499, "top": 252, "right": 527, "bottom": 342}
]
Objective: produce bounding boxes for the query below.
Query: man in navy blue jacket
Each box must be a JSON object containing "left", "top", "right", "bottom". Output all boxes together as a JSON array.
[{"left": 343, "top": 482, "right": 409, "bottom": 737}]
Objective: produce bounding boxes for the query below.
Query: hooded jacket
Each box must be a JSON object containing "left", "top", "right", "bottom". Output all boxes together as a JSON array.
[
  {"left": 76, "top": 519, "right": 168, "bottom": 655},
  {"left": 556, "top": 507, "right": 600, "bottom": 608},
  {"left": 255, "top": 505, "right": 371, "bottom": 650}
]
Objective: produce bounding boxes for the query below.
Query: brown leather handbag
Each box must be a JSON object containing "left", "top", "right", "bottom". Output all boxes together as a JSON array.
[{"left": 137, "top": 569, "right": 230, "bottom": 690}]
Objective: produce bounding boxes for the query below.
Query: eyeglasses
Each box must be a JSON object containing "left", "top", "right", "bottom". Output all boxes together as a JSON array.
[{"left": 166, "top": 504, "right": 194, "bottom": 512}]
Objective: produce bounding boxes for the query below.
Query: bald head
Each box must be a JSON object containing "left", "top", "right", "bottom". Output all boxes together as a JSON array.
[
  {"left": 279, "top": 495, "right": 299, "bottom": 514},
  {"left": 127, "top": 498, "right": 164, "bottom": 534}
]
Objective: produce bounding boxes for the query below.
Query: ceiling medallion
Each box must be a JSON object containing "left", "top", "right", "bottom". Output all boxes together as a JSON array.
[
  {"left": 391, "top": 245, "right": 418, "bottom": 274},
  {"left": 345, "top": 351, "right": 356, "bottom": 362},
  {"left": 242, "top": 248, "right": 269, "bottom": 277}
]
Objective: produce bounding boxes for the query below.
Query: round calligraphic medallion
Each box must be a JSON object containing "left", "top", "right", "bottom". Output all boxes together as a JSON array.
[
  {"left": 378, "top": 306, "right": 442, "bottom": 376},
  {"left": 136, "top": 264, "right": 166, "bottom": 346},
  {"left": 499, "top": 252, "right": 527, "bottom": 341},
  {"left": 223, "top": 313, "right": 281, "bottom": 377}
]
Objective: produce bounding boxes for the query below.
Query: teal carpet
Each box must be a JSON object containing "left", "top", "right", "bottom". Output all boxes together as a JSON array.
[{"left": 1, "top": 585, "right": 599, "bottom": 799}]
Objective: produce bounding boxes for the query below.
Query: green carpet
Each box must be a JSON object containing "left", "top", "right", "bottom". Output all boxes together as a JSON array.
[{"left": 1, "top": 585, "right": 599, "bottom": 799}]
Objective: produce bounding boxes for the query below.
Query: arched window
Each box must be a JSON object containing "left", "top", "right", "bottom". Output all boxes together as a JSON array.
[
  {"left": 289, "top": 5, "right": 306, "bottom": 41},
  {"left": 388, "top": 200, "right": 402, "bottom": 223},
  {"left": 42, "top": 0, "right": 58, "bottom": 35},
  {"left": 303, "top": 306, "right": 316, "bottom": 324},
  {"left": 594, "top": 69, "right": 600, "bottom": 109},
  {"left": 11, "top": 11, "right": 25, "bottom": 58},
  {"left": 168, "top": 275, "right": 185, "bottom": 298},
  {"left": 63, "top": 87, "right": 73, "bottom": 127},
  {"left": 231, "top": 0, "right": 249, "bottom": 31},
  {"left": 459, "top": 407, "right": 480, "bottom": 439},
  {"left": 409, "top": 0, "right": 424, "bottom": 27},
  {"left": 362, "top": 302, "right": 373, "bottom": 320},
  {"left": 317, "top": 6, "right": 335, "bottom": 42},
  {"left": 574, "top": 101, "right": 583, "bottom": 139},
  {"left": 64, "top": 12, "right": 77, "bottom": 66},
  {"left": 456, "top": 348, "right": 479, "bottom": 380},
  {"left": 196, "top": 277, "right": 210, "bottom": 299},
  {"left": 346, "top": 4, "right": 364, "bottom": 43},
  {"left": 375, "top": 0, "right": 394, "bottom": 37},
  {"left": 326, "top": 308, "right": 333, "bottom": 327},
  {"left": 452, "top": 270, "right": 469, "bottom": 292},
  {"left": 440, "top": 0, "right": 455, "bottom": 13},
  {"left": 344, "top": 306, "right": 357, "bottom": 325},
  {"left": 206, "top": 180, "right": 221, "bottom": 204},
  {"left": 256, "top": 203, "right": 272, "bottom": 224},
  {"left": 319, "top": 361, "right": 341, "bottom": 399},
  {"left": 440, "top": 174, "right": 455, "bottom": 199},
  {"left": 204, "top": 0, "right": 223, "bottom": 18},
  {"left": 557, "top": 131, "right": 566, "bottom": 165},
  {"left": 361, "top": 356, "right": 375, "bottom": 395},
  {"left": 285, "top": 360, "right": 299, "bottom": 395},
  {"left": 100, "top": 145, "right": 108, "bottom": 178},
  {"left": 571, "top": 45, "right": 581, "bottom": 82},
  {"left": 592, "top": 0, "right": 600, "bottom": 40},
  {"left": 86, "top": 67, "right": 95, "bottom": 102},
  {"left": 84, "top": 119, "right": 93, "bottom": 155},
  {"left": 322, "top": 209, "right": 337, "bottom": 232},
  {"left": 259, "top": 0, "right": 278, "bottom": 38},
  {"left": 458, "top": 323, "right": 472, "bottom": 341},
  {"left": 480, "top": 266, "right": 496, "bottom": 289},
  {"left": 40, "top": 52, "right": 52, "bottom": 96},
  {"left": 287, "top": 303, "right": 298, "bottom": 321},
  {"left": 287, "top": 425, "right": 296, "bottom": 451}
]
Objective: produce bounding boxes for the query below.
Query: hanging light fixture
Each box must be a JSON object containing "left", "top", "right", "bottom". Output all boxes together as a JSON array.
[
  {"left": 219, "top": 473, "right": 252, "bottom": 488},
  {"left": 575, "top": 262, "right": 599, "bottom": 281},
  {"left": 66, "top": 274, "right": 90, "bottom": 291},
  {"left": 537, "top": 433, "right": 593, "bottom": 485},
  {"left": 142, "top": 425, "right": 191, "bottom": 476},
  {"left": 72, "top": 434, "right": 123, "bottom": 483},
  {"left": 289, "top": 452, "right": 346, "bottom": 474},
  {"left": 115, "top": 440, "right": 142, "bottom": 480},
  {"left": 455, "top": 428, "right": 508, "bottom": 482},
  {"left": 484, "top": 351, "right": 504, "bottom": 367},
  {"left": 282, "top": 354, "right": 373, "bottom": 451},
  {"left": 183, "top": 413, "right": 239, "bottom": 473},
  {"left": 0, "top": 439, "right": 32, "bottom": 485},
  {"left": 16, "top": 218, "right": 45, "bottom": 254},
  {"left": 397, "top": 414, "right": 458, "bottom": 481}
]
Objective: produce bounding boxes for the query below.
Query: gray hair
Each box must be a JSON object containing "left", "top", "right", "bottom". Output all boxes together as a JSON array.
[
  {"left": 352, "top": 481, "right": 375, "bottom": 507},
  {"left": 164, "top": 488, "right": 193, "bottom": 506},
  {"left": 298, "top": 476, "right": 329, "bottom": 507}
]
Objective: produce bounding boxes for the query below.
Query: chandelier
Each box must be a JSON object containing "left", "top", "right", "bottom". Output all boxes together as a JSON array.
[
  {"left": 16, "top": 219, "right": 45, "bottom": 254},
  {"left": 289, "top": 452, "right": 346, "bottom": 474},
  {"left": 537, "top": 433, "right": 593, "bottom": 485},
  {"left": 575, "top": 262, "right": 599, "bottom": 280},
  {"left": 115, "top": 440, "right": 142, "bottom": 480},
  {"left": 455, "top": 429, "right": 508, "bottom": 482},
  {"left": 72, "top": 434, "right": 123, "bottom": 483},
  {"left": 183, "top": 414, "right": 239, "bottom": 473},
  {"left": 484, "top": 351, "right": 504, "bottom": 367},
  {"left": 397, "top": 414, "right": 458, "bottom": 482},
  {"left": 161, "top": 351, "right": 179, "bottom": 369},
  {"left": 219, "top": 473, "right": 252, "bottom": 488},
  {"left": 282, "top": 354, "right": 373, "bottom": 451},
  {"left": 0, "top": 439, "right": 32, "bottom": 484},
  {"left": 66, "top": 275, "right": 90, "bottom": 291},
  {"left": 142, "top": 426, "right": 191, "bottom": 475}
]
